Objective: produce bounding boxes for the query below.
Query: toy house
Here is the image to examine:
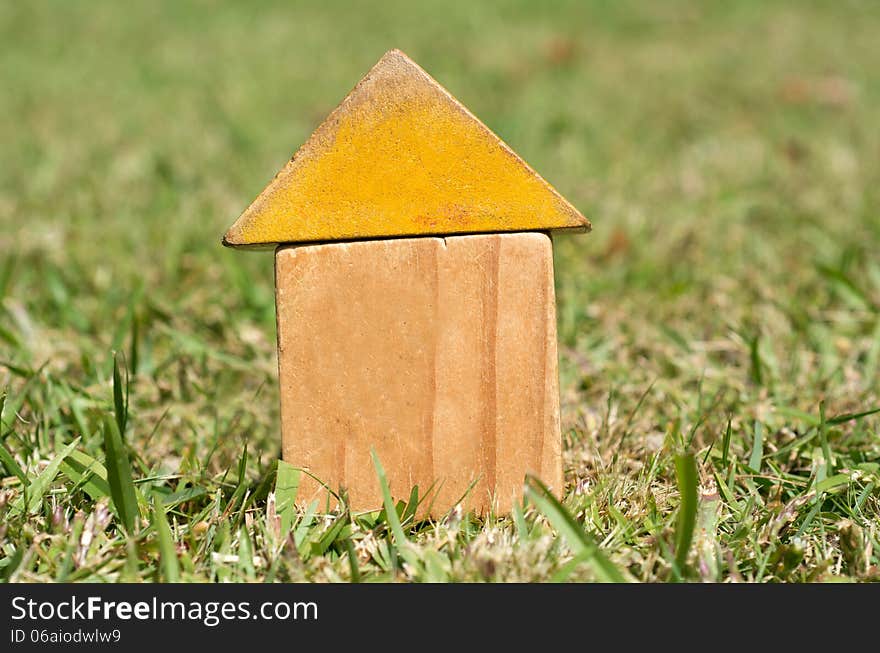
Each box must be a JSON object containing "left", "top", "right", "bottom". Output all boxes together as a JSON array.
[{"left": 223, "top": 50, "right": 589, "bottom": 514}]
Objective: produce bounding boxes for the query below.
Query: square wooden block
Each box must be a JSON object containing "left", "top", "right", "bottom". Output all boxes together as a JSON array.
[{"left": 275, "top": 232, "right": 561, "bottom": 515}]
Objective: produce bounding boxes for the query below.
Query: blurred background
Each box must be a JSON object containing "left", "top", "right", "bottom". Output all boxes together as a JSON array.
[
  {"left": 3, "top": 0, "right": 879, "bottom": 437},
  {"left": 1, "top": 1, "right": 878, "bottom": 579}
]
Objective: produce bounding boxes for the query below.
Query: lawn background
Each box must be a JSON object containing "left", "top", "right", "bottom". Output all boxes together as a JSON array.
[{"left": 1, "top": 0, "right": 878, "bottom": 582}]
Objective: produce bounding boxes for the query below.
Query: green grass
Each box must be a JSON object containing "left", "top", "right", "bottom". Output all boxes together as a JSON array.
[{"left": 1, "top": 0, "right": 879, "bottom": 582}]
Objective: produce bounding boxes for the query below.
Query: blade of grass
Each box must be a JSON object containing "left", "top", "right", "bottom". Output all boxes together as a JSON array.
[
  {"left": 371, "top": 449, "right": 408, "bottom": 546},
  {"left": 721, "top": 418, "right": 732, "bottom": 467},
  {"left": 816, "top": 474, "right": 850, "bottom": 493},
  {"left": 0, "top": 438, "right": 26, "bottom": 483},
  {"left": 673, "top": 453, "right": 698, "bottom": 575},
  {"left": 749, "top": 333, "right": 763, "bottom": 386},
  {"left": 826, "top": 406, "right": 880, "bottom": 426},
  {"left": 345, "top": 538, "right": 361, "bottom": 583},
  {"left": 512, "top": 500, "right": 530, "bottom": 543},
  {"left": 313, "top": 515, "right": 348, "bottom": 556},
  {"left": 161, "top": 486, "right": 207, "bottom": 509},
  {"left": 238, "top": 526, "right": 255, "bottom": 580},
  {"left": 274, "top": 461, "right": 301, "bottom": 535},
  {"left": 370, "top": 448, "right": 422, "bottom": 575},
  {"left": 293, "top": 500, "right": 318, "bottom": 555},
  {"left": 748, "top": 420, "right": 764, "bottom": 472},
  {"left": 9, "top": 437, "right": 81, "bottom": 515},
  {"left": 525, "top": 475, "right": 628, "bottom": 583},
  {"left": 112, "top": 351, "right": 130, "bottom": 437},
  {"left": 401, "top": 485, "right": 420, "bottom": 524},
  {"left": 151, "top": 492, "right": 180, "bottom": 582},
  {"left": 103, "top": 415, "right": 140, "bottom": 534},
  {"left": 226, "top": 444, "right": 249, "bottom": 521},
  {"left": 129, "top": 310, "right": 140, "bottom": 377},
  {"left": 59, "top": 449, "right": 111, "bottom": 502}
]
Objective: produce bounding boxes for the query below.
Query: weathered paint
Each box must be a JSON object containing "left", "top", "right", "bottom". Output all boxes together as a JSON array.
[{"left": 223, "top": 49, "right": 589, "bottom": 248}]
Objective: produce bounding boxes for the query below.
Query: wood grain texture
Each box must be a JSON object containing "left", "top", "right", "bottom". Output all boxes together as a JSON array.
[{"left": 275, "top": 232, "right": 561, "bottom": 515}]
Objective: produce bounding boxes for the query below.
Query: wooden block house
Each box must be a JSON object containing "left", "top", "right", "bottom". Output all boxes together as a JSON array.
[{"left": 223, "top": 50, "right": 590, "bottom": 515}]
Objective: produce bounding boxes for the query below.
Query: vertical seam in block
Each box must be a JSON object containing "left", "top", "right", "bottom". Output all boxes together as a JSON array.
[
  {"left": 481, "top": 237, "right": 500, "bottom": 502},
  {"left": 535, "top": 240, "right": 549, "bottom": 479},
  {"left": 425, "top": 240, "right": 439, "bottom": 495},
  {"left": 274, "top": 247, "right": 286, "bottom": 459}
]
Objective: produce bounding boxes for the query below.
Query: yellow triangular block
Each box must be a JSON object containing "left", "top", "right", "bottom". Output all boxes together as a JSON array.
[{"left": 223, "top": 49, "right": 589, "bottom": 248}]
